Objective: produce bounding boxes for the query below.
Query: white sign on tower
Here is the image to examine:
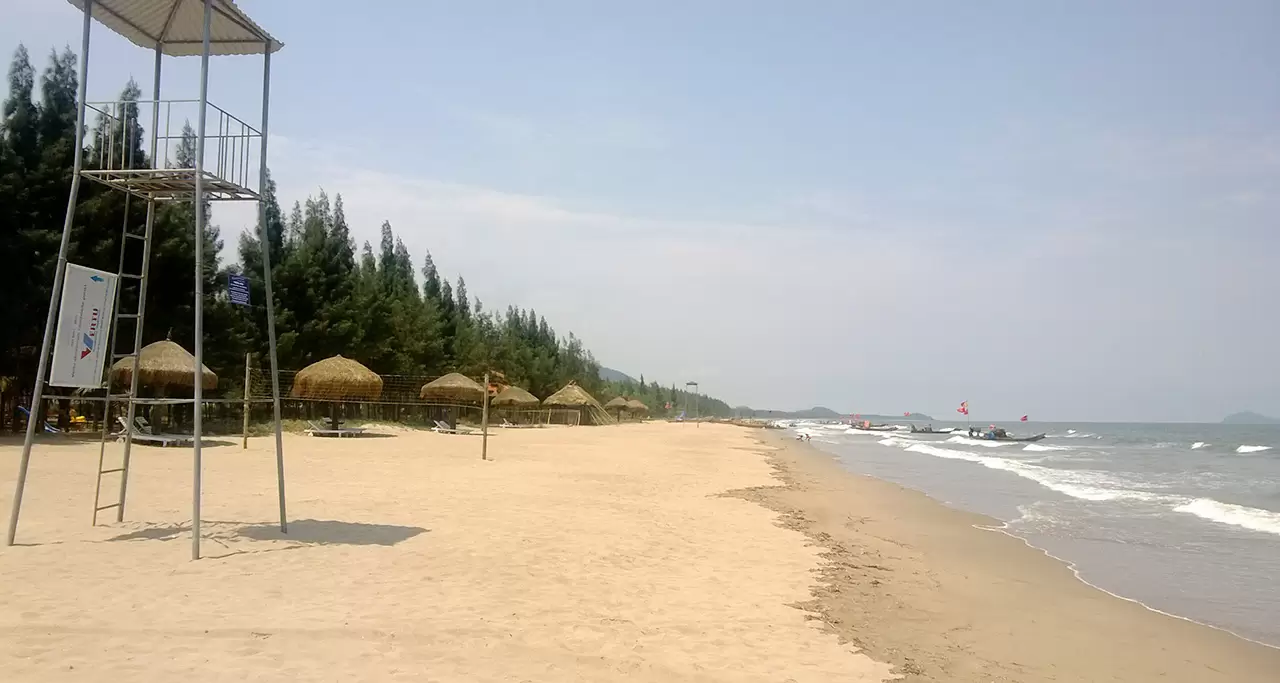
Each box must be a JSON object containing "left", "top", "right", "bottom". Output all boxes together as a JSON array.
[{"left": 49, "top": 263, "right": 118, "bottom": 388}]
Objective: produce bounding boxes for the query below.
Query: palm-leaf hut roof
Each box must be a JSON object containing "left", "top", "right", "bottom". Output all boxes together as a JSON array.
[
  {"left": 419, "top": 372, "right": 485, "bottom": 402},
  {"left": 543, "top": 381, "right": 615, "bottom": 425},
  {"left": 625, "top": 399, "right": 649, "bottom": 413},
  {"left": 604, "top": 396, "right": 629, "bottom": 411},
  {"left": 289, "top": 355, "right": 383, "bottom": 401},
  {"left": 110, "top": 339, "right": 217, "bottom": 390},
  {"left": 492, "top": 385, "right": 539, "bottom": 407}
]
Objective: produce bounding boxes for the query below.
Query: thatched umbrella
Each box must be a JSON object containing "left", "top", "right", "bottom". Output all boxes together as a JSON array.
[
  {"left": 492, "top": 385, "right": 539, "bottom": 407},
  {"left": 419, "top": 373, "right": 486, "bottom": 429},
  {"left": 543, "top": 381, "right": 614, "bottom": 426},
  {"left": 290, "top": 355, "right": 382, "bottom": 428},
  {"left": 603, "top": 396, "right": 630, "bottom": 423},
  {"left": 110, "top": 339, "right": 217, "bottom": 429},
  {"left": 419, "top": 372, "right": 485, "bottom": 403},
  {"left": 625, "top": 399, "right": 649, "bottom": 417},
  {"left": 110, "top": 339, "right": 217, "bottom": 390}
]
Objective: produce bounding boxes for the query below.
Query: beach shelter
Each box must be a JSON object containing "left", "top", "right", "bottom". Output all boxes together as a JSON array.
[
  {"left": 625, "top": 399, "right": 649, "bottom": 418},
  {"left": 604, "top": 396, "right": 630, "bottom": 419},
  {"left": 491, "top": 385, "right": 540, "bottom": 424},
  {"left": 110, "top": 339, "right": 218, "bottom": 391},
  {"left": 491, "top": 385, "right": 539, "bottom": 408},
  {"left": 543, "top": 381, "right": 615, "bottom": 426},
  {"left": 109, "top": 339, "right": 218, "bottom": 429},
  {"left": 419, "top": 373, "right": 485, "bottom": 403},
  {"left": 420, "top": 372, "right": 486, "bottom": 428},
  {"left": 290, "top": 355, "right": 383, "bottom": 428}
]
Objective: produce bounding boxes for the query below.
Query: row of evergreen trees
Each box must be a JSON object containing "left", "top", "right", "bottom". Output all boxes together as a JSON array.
[{"left": 0, "top": 44, "right": 730, "bottom": 429}]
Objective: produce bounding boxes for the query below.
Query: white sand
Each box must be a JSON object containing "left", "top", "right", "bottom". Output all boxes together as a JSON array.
[{"left": 0, "top": 423, "right": 891, "bottom": 682}]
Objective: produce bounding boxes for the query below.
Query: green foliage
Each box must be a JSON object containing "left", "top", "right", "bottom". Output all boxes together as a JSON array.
[
  {"left": 0, "top": 43, "right": 618, "bottom": 423},
  {"left": 595, "top": 376, "right": 733, "bottom": 419}
]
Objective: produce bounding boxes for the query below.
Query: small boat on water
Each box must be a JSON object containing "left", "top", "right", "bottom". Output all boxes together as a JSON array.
[
  {"left": 966, "top": 427, "right": 1046, "bottom": 442},
  {"left": 910, "top": 425, "right": 954, "bottom": 434},
  {"left": 850, "top": 420, "right": 896, "bottom": 432}
]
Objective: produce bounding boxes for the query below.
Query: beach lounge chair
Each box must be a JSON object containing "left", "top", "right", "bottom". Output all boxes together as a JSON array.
[
  {"left": 304, "top": 420, "right": 368, "bottom": 438},
  {"left": 497, "top": 417, "right": 534, "bottom": 429},
  {"left": 114, "top": 416, "right": 193, "bottom": 447},
  {"left": 432, "top": 419, "right": 480, "bottom": 435}
]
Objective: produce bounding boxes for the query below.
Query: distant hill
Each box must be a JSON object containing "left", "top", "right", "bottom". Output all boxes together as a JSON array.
[
  {"left": 598, "top": 367, "right": 637, "bottom": 384},
  {"left": 732, "top": 406, "right": 934, "bottom": 421},
  {"left": 1222, "top": 411, "right": 1280, "bottom": 425}
]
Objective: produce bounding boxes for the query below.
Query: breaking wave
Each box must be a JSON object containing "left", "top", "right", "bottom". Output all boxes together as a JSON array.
[
  {"left": 1236, "top": 445, "right": 1272, "bottom": 454},
  {"left": 898, "top": 443, "right": 1159, "bottom": 503},
  {"left": 945, "top": 435, "right": 1015, "bottom": 448},
  {"left": 1022, "top": 443, "right": 1070, "bottom": 452},
  {"left": 1174, "top": 499, "right": 1280, "bottom": 536}
]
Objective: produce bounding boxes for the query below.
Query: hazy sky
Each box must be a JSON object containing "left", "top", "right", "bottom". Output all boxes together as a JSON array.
[{"left": 5, "top": 1, "right": 1278, "bottom": 421}]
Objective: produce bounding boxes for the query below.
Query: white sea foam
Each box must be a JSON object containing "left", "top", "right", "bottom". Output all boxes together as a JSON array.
[
  {"left": 1236, "top": 445, "right": 1272, "bottom": 454},
  {"left": 1022, "top": 443, "right": 1069, "bottom": 452},
  {"left": 899, "top": 443, "right": 1160, "bottom": 503},
  {"left": 1191, "top": 442, "right": 1208, "bottom": 450},
  {"left": 945, "top": 435, "right": 1014, "bottom": 448},
  {"left": 1174, "top": 498, "right": 1280, "bottom": 536}
]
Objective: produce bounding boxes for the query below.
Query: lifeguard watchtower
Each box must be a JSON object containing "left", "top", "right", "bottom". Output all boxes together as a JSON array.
[{"left": 6, "top": 0, "right": 288, "bottom": 560}]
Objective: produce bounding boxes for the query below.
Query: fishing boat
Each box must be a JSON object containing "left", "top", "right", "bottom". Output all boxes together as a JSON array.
[
  {"left": 966, "top": 427, "right": 1046, "bottom": 442},
  {"left": 909, "top": 425, "right": 954, "bottom": 434}
]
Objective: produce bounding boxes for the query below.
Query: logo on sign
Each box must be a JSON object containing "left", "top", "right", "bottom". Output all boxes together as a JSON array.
[{"left": 80, "top": 308, "right": 100, "bottom": 359}]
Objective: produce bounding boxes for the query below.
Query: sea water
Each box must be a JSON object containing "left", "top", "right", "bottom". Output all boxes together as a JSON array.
[{"left": 791, "top": 421, "right": 1280, "bottom": 647}]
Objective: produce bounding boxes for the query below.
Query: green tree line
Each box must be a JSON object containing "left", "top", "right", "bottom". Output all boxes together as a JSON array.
[{"left": 0, "top": 44, "right": 731, "bottom": 428}]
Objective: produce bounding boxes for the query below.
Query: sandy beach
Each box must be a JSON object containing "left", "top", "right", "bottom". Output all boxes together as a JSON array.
[
  {"left": 0, "top": 423, "right": 890, "bottom": 682},
  {"left": 1, "top": 422, "right": 1277, "bottom": 682},
  {"left": 752, "top": 431, "right": 1280, "bottom": 682}
]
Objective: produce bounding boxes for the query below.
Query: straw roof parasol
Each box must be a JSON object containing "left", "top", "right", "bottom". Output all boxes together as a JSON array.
[
  {"left": 491, "top": 385, "right": 539, "bottom": 407},
  {"left": 289, "top": 355, "right": 383, "bottom": 401},
  {"left": 543, "top": 381, "right": 615, "bottom": 425},
  {"left": 604, "top": 396, "right": 629, "bottom": 411},
  {"left": 544, "top": 381, "right": 602, "bottom": 407},
  {"left": 110, "top": 339, "right": 217, "bottom": 390},
  {"left": 419, "top": 372, "right": 485, "bottom": 402},
  {"left": 625, "top": 399, "right": 649, "bottom": 413}
]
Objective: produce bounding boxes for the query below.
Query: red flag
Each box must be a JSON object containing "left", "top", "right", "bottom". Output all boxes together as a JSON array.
[
  {"left": 903, "top": 411, "right": 910, "bottom": 417},
  {"left": 1021, "top": 415, "right": 1028, "bottom": 422},
  {"left": 957, "top": 400, "right": 969, "bottom": 416}
]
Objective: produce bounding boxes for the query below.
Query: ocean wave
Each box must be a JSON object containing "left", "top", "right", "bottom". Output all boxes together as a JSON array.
[
  {"left": 1236, "top": 445, "right": 1272, "bottom": 454},
  {"left": 945, "top": 435, "right": 1015, "bottom": 448},
  {"left": 1173, "top": 498, "right": 1280, "bottom": 536},
  {"left": 1191, "top": 442, "right": 1208, "bottom": 450},
  {"left": 900, "top": 443, "right": 1159, "bottom": 503},
  {"left": 1023, "top": 444, "right": 1070, "bottom": 452}
]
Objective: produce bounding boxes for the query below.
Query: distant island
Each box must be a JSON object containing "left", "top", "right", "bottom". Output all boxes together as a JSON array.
[{"left": 1222, "top": 411, "right": 1280, "bottom": 425}]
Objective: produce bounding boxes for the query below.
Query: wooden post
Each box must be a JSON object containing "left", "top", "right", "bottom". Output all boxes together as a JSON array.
[
  {"left": 242, "top": 353, "right": 251, "bottom": 449},
  {"left": 481, "top": 372, "right": 490, "bottom": 461}
]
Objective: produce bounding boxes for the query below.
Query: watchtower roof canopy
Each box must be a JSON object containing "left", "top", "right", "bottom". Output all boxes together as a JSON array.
[{"left": 67, "top": 0, "right": 283, "bottom": 56}]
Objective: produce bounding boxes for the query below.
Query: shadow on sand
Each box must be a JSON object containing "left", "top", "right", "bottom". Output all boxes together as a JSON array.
[
  {"left": 237, "top": 519, "right": 426, "bottom": 546},
  {"left": 105, "top": 519, "right": 427, "bottom": 551}
]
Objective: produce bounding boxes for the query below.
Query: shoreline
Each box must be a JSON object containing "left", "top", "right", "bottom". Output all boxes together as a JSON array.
[{"left": 739, "top": 429, "right": 1280, "bottom": 682}]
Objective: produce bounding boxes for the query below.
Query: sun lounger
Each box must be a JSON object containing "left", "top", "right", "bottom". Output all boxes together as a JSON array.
[
  {"left": 115, "top": 416, "right": 192, "bottom": 447},
  {"left": 497, "top": 417, "right": 534, "bottom": 429},
  {"left": 304, "top": 420, "right": 367, "bottom": 437},
  {"left": 432, "top": 419, "right": 480, "bottom": 435}
]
